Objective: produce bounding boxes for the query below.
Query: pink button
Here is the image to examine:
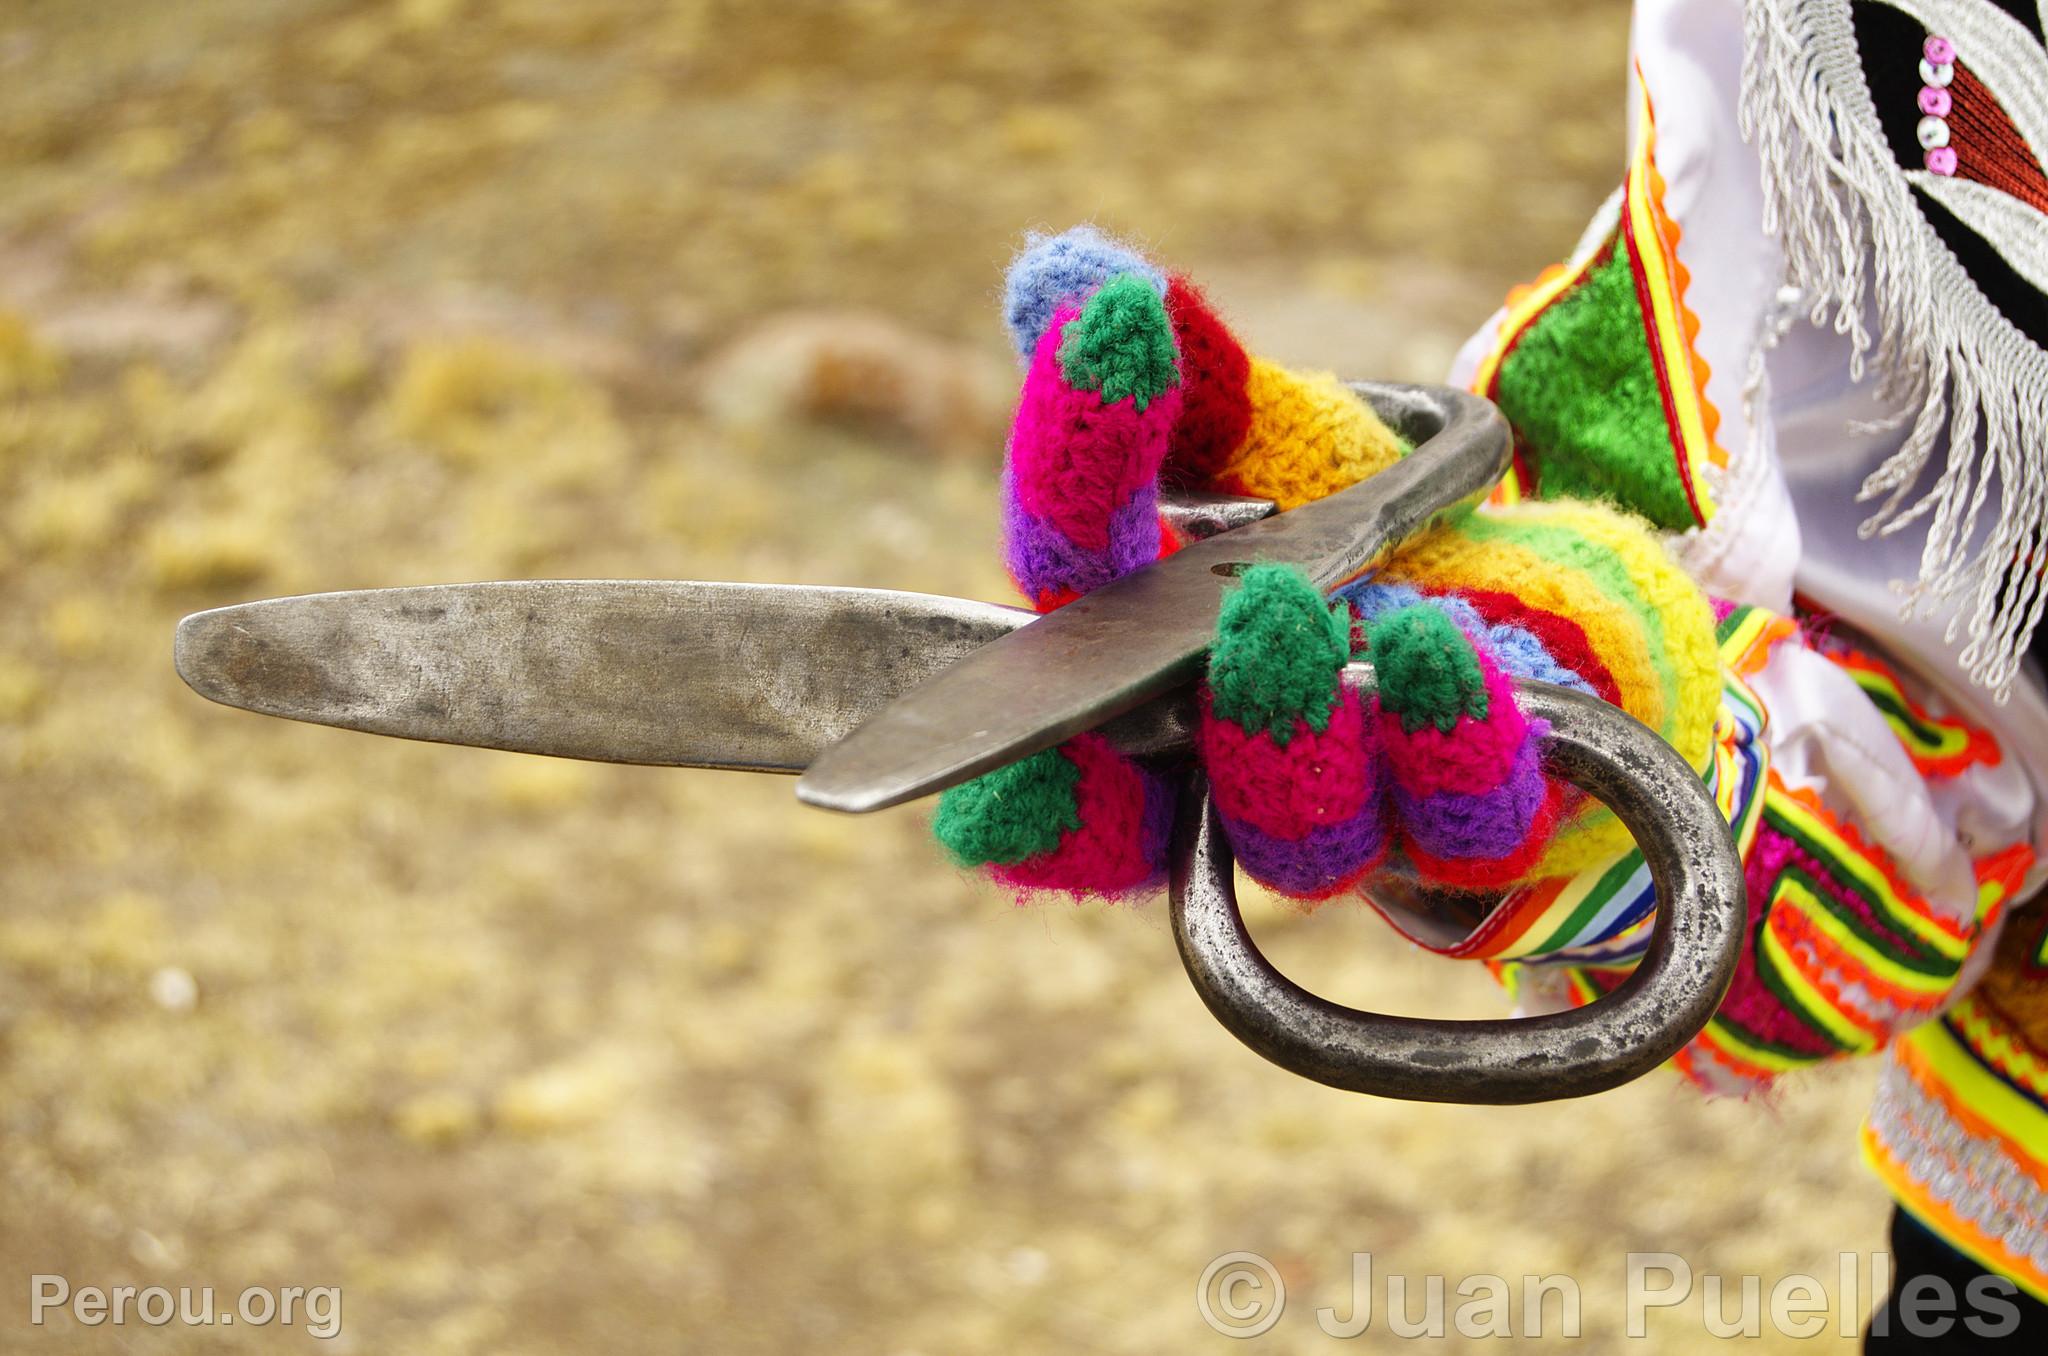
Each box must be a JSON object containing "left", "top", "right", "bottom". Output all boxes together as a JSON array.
[
  {"left": 1919, "top": 86, "right": 1953, "bottom": 117},
  {"left": 1924, "top": 35, "right": 1955, "bottom": 65},
  {"left": 1925, "top": 146, "right": 1958, "bottom": 176}
]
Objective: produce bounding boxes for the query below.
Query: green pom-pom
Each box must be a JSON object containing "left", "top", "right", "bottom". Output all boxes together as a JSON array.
[
  {"left": 1207, "top": 563, "right": 1353, "bottom": 744},
  {"left": 932, "top": 746, "right": 1080, "bottom": 867},
  {"left": 1368, "top": 603, "right": 1489, "bottom": 734},
  {"left": 1057, "top": 273, "right": 1179, "bottom": 410}
]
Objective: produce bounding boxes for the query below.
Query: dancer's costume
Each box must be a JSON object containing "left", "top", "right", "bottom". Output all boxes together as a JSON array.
[{"left": 936, "top": 0, "right": 2048, "bottom": 1309}]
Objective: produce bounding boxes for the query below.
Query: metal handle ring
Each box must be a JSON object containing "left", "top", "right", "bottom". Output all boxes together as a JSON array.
[{"left": 1169, "top": 671, "right": 1747, "bottom": 1104}]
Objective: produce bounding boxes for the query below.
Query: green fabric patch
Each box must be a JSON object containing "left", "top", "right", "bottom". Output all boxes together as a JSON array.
[
  {"left": 1368, "top": 604, "right": 1488, "bottom": 734},
  {"left": 1207, "top": 563, "right": 1352, "bottom": 744},
  {"left": 932, "top": 746, "right": 1080, "bottom": 867},
  {"left": 1494, "top": 242, "right": 1696, "bottom": 531},
  {"left": 1057, "top": 273, "right": 1178, "bottom": 410}
]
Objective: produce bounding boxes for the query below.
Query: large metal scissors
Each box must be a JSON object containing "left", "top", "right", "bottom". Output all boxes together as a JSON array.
[{"left": 174, "top": 382, "right": 1746, "bottom": 1104}]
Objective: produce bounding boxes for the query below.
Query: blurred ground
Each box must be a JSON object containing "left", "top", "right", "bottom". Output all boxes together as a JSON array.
[{"left": 0, "top": 1, "right": 1890, "bottom": 1351}]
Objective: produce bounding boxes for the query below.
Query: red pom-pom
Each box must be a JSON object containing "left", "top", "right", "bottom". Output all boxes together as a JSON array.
[{"left": 1162, "top": 275, "right": 1253, "bottom": 485}]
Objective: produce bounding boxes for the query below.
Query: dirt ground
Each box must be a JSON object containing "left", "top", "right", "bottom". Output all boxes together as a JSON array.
[{"left": 0, "top": 1, "right": 1891, "bottom": 1351}]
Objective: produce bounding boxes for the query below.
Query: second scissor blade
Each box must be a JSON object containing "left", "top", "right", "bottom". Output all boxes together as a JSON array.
[
  {"left": 174, "top": 581, "right": 1034, "bottom": 772},
  {"left": 795, "top": 383, "right": 1509, "bottom": 813}
]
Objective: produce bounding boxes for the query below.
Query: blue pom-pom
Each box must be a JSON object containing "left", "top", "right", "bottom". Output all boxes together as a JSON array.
[
  {"left": 1481, "top": 623, "right": 1598, "bottom": 697},
  {"left": 1003, "top": 226, "right": 1167, "bottom": 361},
  {"left": 1332, "top": 579, "right": 1426, "bottom": 622},
  {"left": 1334, "top": 580, "right": 1598, "bottom": 697}
]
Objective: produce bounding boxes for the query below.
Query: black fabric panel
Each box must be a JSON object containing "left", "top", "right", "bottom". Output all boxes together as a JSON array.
[
  {"left": 1865, "top": 1209, "right": 2048, "bottom": 1350},
  {"left": 1851, "top": 1, "right": 1932, "bottom": 169}
]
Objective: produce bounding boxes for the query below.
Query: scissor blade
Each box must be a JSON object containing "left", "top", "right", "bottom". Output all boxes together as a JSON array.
[
  {"left": 795, "top": 383, "right": 1509, "bottom": 812},
  {"left": 174, "top": 582, "right": 1035, "bottom": 772}
]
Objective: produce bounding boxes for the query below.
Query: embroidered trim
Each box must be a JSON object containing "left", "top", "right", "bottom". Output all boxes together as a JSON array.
[
  {"left": 1451, "top": 616, "right": 1782, "bottom": 966},
  {"left": 1950, "top": 992, "right": 2048, "bottom": 1105},
  {"left": 1530, "top": 681, "right": 1768, "bottom": 966},
  {"left": 1766, "top": 779, "right": 1975, "bottom": 955},
  {"left": 1863, "top": 1013, "right": 2048, "bottom": 1303},
  {"left": 1621, "top": 63, "right": 1730, "bottom": 525},
  {"left": 1742, "top": 0, "right": 2048, "bottom": 696},
  {"left": 1827, "top": 646, "right": 2001, "bottom": 777},
  {"left": 1499, "top": 772, "right": 2027, "bottom": 1098}
]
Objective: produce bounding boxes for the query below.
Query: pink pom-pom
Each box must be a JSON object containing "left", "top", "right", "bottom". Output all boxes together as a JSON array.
[
  {"left": 1923, "top": 35, "right": 1954, "bottom": 66},
  {"left": 990, "top": 734, "right": 1168, "bottom": 896},
  {"left": 1918, "top": 86, "right": 1951, "bottom": 117},
  {"left": 1925, "top": 146, "right": 1959, "bottom": 176}
]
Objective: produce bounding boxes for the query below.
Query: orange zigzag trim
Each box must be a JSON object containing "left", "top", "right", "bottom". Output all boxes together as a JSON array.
[
  {"left": 1951, "top": 993, "right": 2048, "bottom": 1102},
  {"left": 1721, "top": 609, "right": 1799, "bottom": 679},
  {"left": 1622, "top": 61, "right": 1729, "bottom": 529},
  {"left": 1639, "top": 150, "right": 1724, "bottom": 458}
]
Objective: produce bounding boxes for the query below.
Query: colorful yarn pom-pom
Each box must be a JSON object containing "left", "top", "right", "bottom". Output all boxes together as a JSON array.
[
  {"left": 1002, "top": 276, "right": 1183, "bottom": 610},
  {"left": 934, "top": 734, "right": 1172, "bottom": 898},
  {"left": 1368, "top": 604, "right": 1562, "bottom": 890},
  {"left": 1004, "top": 225, "right": 1168, "bottom": 361},
  {"left": 1198, "top": 565, "right": 1388, "bottom": 900},
  {"left": 1003, "top": 228, "right": 1413, "bottom": 511}
]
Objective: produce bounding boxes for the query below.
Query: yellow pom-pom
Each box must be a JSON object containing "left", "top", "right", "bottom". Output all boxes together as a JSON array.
[{"left": 1217, "top": 359, "right": 1407, "bottom": 509}]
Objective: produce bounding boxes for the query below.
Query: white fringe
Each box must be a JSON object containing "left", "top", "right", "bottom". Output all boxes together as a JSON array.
[{"left": 1741, "top": 0, "right": 2048, "bottom": 700}]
